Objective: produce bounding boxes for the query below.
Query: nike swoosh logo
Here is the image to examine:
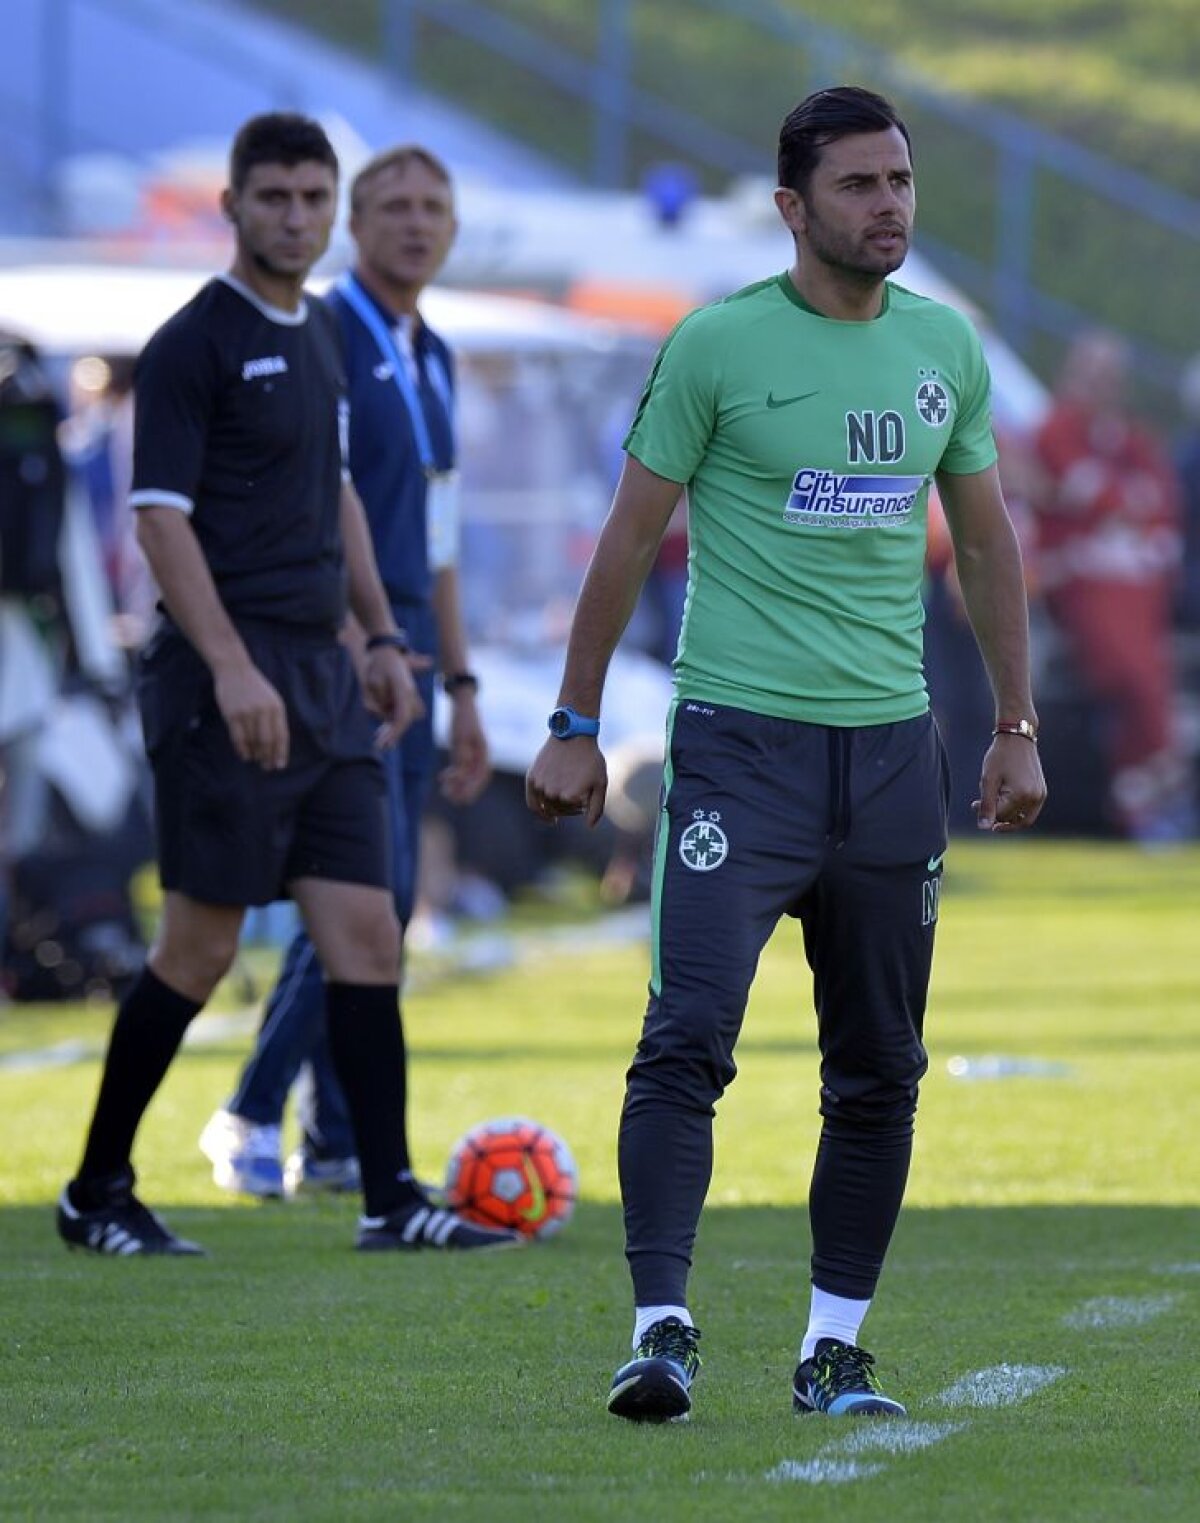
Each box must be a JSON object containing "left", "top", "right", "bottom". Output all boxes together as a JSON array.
[
  {"left": 927, "top": 851, "right": 946, "bottom": 873},
  {"left": 766, "top": 389, "right": 819, "bottom": 410},
  {"left": 519, "top": 1158, "right": 546, "bottom": 1222}
]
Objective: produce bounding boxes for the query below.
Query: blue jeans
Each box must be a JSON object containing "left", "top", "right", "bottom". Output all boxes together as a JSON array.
[{"left": 228, "top": 649, "right": 435, "bottom": 1157}]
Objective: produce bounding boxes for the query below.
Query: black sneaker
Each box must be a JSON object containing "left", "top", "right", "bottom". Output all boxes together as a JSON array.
[
  {"left": 355, "top": 1198, "right": 521, "bottom": 1252},
  {"left": 56, "top": 1169, "right": 206, "bottom": 1257},
  {"left": 608, "top": 1316, "right": 702, "bottom": 1422},
  {"left": 792, "top": 1338, "right": 906, "bottom": 1417}
]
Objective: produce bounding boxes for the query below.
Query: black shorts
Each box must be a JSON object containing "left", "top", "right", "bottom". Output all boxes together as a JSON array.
[{"left": 138, "top": 622, "right": 388, "bottom": 907}]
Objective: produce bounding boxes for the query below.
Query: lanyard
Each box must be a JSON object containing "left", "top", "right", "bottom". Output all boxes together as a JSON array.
[{"left": 336, "top": 272, "right": 454, "bottom": 475}]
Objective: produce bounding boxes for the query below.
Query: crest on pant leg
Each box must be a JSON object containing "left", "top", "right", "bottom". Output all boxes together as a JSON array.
[{"left": 679, "top": 809, "right": 729, "bottom": 872}]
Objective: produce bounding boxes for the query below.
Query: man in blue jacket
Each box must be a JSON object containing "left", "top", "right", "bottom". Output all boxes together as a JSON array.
[{"left": 201, "top": 145, "right": 493, "bottom": 1212}]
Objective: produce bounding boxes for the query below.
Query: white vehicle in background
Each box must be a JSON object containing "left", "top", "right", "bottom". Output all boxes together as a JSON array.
[{"left": 0, "top": 257, "right": 672, "bottom": 798}]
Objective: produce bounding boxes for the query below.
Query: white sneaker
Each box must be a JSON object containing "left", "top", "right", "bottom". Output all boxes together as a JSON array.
[
  {"left": 198, "top": 1109, "right": 284, "bottom": 1199},
  {"left": 283, "top": 1149, "right": 362, "bottom": 1198}
]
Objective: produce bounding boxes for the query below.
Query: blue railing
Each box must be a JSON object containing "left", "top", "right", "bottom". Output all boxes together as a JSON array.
[
  {"left": 7, "top": 0, "right": 306, "bottom": 230},
  {"left": 47, "top": 0, "right": 304, "bottom": 100},
  {"left": 12, "top": 0, "right": 1200, "bottom": 396},
  {"left": 382, "top": 0, "right": 766, "bottom": 187},
  {"left": 383, "top": 0, "right": 1200, "bottom": 397}
]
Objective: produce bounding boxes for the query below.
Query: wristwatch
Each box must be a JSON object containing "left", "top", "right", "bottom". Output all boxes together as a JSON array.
[
  {"left": 992, "top": 718, "right": 1038, "bottom": 743},
  {"left": 443, "top": 671, "right": 479, "bottom": 696},
  {"left": 548, "top": 705, "right": 600, "bottom": 740},
  {"left": 364, "top": 629, "right": 409, "bottom": 654}
]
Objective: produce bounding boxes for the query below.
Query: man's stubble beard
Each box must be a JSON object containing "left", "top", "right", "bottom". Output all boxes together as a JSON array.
[
  {"left": 805, "top": 213, "right": 910, "bottom": 284},
  {"left": 248, "top": 245, "right": 315, "bottom": 284}
]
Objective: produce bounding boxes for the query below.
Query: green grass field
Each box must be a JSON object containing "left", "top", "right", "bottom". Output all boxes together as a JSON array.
[{"left": 1, "top": 840, "right": 1197, "bottom": 1520}]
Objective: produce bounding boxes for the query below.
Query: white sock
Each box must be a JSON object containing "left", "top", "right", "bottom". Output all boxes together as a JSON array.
[
  {"left": 800, "top": 1286, "right": 871, "bottom": 1362},
  {"left": 633, "top": 1303, "right": 692, "bottom": 1349}
]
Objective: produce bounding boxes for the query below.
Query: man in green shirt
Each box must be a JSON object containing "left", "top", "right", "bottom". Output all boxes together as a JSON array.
[{"left": 527, "top": 86, "right": 1046, "bottom": 1422}]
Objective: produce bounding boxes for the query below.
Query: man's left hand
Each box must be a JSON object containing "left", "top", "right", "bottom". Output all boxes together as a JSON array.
[
  {"left": 438, "top": 692, "right": 491, "bottom": 805},
  {"left": 974, "top": 734, "right": 1048, "bottom": 832}
]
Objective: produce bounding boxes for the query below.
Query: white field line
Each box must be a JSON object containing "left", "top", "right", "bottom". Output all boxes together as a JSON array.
[
  {"left": 936, "top": 1364, "right": 1067, "bottom": 1408},
  {"left": 1062, "top": 1294, "right": 1179, "bottom": 1330},
  {"left": 182, "top": 1011, "right": 258, "bottom": 1045},
  {"left": 1154, "top": 1263, "right": 1200, "bottom": 1276},
  {"left": 0, "top": 1008, "right": 257, "bottom": 1074},
  {"left": 766, "top": 1381, "right": 1049, "bottom": 1486},
  {"left": 767, "top": 1459, "right": 885, "bottom": 1485},
  {"left": 0, "top": 1038, "right": 96, "bottom": 1073},
  {"left": 404, "top": 906, "right": 649, "bottom": 983},
  {"left": 839, "top": 1420, "right": 967, "bottom": 1455},
  {"left": 0, "top": 911, "right": 650, "bottom": 1075}
]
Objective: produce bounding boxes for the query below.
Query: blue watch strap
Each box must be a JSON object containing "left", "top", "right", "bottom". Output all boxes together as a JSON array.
[{"left": 548, "top": 705, "right": 600, "bottom": 739}]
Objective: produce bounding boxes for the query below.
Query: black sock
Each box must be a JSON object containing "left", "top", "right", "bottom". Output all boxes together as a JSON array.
[
  {"left": 76, "top": 965, "right": 204, "bottom": 1186},
  {"left": 324, "top": 982, "right": 419, "bottom": 1218}
]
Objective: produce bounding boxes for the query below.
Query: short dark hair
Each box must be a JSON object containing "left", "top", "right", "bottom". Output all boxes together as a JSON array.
[
  {"left": 229, "top": 112, "right": 339, "bottom": 192},
  {"left": 350, "top": 144, "right": 454, "bottom": 215},
  {"left": 777, "top": 86, "right": 911, "bottom": 195}
]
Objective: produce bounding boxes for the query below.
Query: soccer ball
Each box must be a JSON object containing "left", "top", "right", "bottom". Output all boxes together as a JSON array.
[{"left": 444, "top": 1117, "right": 577, "bottom": 1240}]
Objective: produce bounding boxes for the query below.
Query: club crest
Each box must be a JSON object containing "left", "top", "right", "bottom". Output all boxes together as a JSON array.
[
  {"left": 915, "top": 371, "right": 950, "bottom": 427},
  {"left": 679, "top": 809, "right": 729, "bottom": 872}
]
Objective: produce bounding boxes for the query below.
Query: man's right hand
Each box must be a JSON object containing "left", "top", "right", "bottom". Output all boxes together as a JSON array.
[
  {"left": 361, "top": 645, "right": 427, "bottom": 749},
  {"left": 525, "top": 737, "right": 608, "bottom": 828},
  {"left": 213, "top": 660, "right": 289, "bottom": 771}
]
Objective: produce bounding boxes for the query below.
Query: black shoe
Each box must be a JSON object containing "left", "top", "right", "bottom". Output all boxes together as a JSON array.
[
  {"left": 608, "top": 1317, "right": 702, "bottom": 1422},
  {"left": 355, "top": 1198, "right": 522, "bottom": 1252},
  {"left": 792, "top": 1338, "right": 906, "bottom": 1417},
  {"left": 56, "top": 1168, "right": 206, "bottom": 1257}
]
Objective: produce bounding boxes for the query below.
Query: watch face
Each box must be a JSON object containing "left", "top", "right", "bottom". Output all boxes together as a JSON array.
[{"left": 549, "top": 706, "right": 597, "bottom": 738}]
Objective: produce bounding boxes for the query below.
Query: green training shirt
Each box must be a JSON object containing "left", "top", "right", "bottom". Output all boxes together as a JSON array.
[{"left": 624, "top": 273, "right": 998, "bottom": 725}]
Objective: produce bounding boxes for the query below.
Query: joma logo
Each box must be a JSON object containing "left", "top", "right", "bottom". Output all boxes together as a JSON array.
[{"left": 242, "top": 355, "right": 289, "bottom": 382}]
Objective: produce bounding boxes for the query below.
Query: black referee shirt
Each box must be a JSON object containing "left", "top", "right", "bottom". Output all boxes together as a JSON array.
[{"left": 130, "top": 276, "right": 349, "bottom": 631}]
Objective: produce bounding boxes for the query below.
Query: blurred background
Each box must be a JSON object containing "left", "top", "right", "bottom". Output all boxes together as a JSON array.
[{"left": 3, "top": 0, "right": 1200, "bottom": 1002}]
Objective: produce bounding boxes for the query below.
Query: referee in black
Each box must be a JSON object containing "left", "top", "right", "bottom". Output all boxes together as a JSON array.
[{"left": 56, "top": 113, "right": 517, "bottom": 1256}]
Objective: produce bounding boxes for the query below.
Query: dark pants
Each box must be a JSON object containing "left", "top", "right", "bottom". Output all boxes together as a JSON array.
[
  {"left": 619, "top": 700, "right": 948, "bottom": 1305},
  {"left": 228, "top": 605, "right": 436, "bottom": 1156}
]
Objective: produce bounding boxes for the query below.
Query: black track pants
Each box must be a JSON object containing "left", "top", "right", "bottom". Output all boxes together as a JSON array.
[{"left": 619, "top": 700, "right": 949, "bottom": 1304}]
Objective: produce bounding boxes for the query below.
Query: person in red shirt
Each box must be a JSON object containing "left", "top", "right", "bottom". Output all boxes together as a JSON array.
[{"left": 1032, "top": 330, "right": 1190, "bottom": 840}]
